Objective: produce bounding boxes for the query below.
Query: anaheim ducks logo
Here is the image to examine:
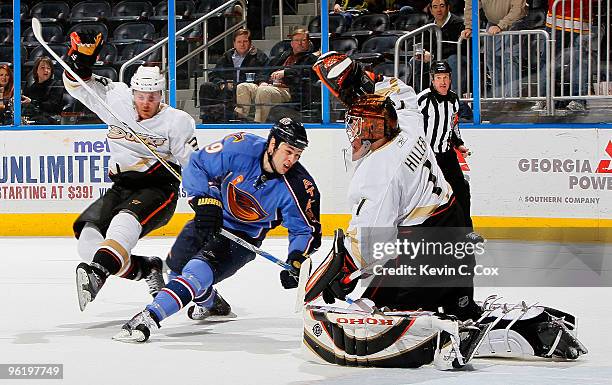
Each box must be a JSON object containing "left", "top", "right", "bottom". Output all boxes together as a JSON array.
[
  {"left": 107, "top": 125, "right": 167, "bottom": 147},
  {"left": 226, "top": 182, "right": 268, "bottom": 222}
]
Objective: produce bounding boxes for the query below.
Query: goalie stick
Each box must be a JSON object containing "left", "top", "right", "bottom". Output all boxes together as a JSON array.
[{"left": 31, "top": 17, "right": 304, "bottom": 299}]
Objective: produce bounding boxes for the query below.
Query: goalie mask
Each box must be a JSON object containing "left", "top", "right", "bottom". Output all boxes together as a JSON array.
[
  {"left": 313, "top": 51, "right": 381, "bottom": 106},
  {"left": 345, "top": 94, "right": 399, "bottom": 161}
]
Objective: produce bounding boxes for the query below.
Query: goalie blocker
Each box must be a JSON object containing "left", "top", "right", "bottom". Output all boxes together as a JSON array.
[{"left": 303, "top": 230, "right": 588, "bottom": 366}]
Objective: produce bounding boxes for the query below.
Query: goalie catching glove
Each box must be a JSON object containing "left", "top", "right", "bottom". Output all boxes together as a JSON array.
[
  {"left": 304, "top": 229, "right": 360, "bottom": 304},
  {"left": 66, "top": 30, "right": 104, "bottom": 81},
  {"left": 312, "top": 51, "right": 382, "bottom": 107}
]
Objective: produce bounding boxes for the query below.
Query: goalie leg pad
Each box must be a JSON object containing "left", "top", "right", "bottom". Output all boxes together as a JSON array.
[
  {"left": 303, "top": 306, "right": 482, "bottom": 369},
  {"left": 474, "top": 295, "right": 588, "bottom": 360}
]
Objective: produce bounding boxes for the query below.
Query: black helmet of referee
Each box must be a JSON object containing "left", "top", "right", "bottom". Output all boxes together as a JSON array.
[{"left": 430, "top": 60, "right": 452, "bottom": 76}]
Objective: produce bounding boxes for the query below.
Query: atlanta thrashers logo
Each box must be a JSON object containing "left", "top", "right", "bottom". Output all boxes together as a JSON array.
[{"left": 226, "top": 182, "right": 268, "bottom": 222}]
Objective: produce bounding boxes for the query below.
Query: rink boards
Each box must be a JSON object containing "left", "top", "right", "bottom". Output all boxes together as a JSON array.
[{"left": 0, "top": 127, "right": 610, "bottom": 240}]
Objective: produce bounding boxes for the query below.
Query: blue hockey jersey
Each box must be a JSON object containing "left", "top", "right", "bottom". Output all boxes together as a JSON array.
[{"left": 183, "top": 132, "right": 321, "bottom": 256}]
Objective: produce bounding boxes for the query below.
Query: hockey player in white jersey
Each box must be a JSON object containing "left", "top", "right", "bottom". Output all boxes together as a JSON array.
[
  {"left": 299, "top": 51, "right": 587, "bottom": 369},
  {"left": 62, "top": 31, "right": 198, "bottom": 311}
]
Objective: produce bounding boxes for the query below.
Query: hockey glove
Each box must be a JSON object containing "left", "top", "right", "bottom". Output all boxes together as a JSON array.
[
  {"left": 280, "top": 251, "right": 306, "bottom": 289},
  {"left": 190, "top": 195, "right": 223, "bottom": 239},
  {"left": 66, "top": 30, "right": 104, "bottom": 81}
]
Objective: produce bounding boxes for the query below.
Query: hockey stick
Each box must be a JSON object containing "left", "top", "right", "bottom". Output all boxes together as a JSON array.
[{"left": 31, "top": 18, "right": 181, "bottom": 182}]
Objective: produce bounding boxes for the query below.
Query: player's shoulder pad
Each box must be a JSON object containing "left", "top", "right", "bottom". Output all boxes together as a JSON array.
[
  {"left": 284, "top": 163, "right": 320, "bottom": 205},
  {"left": 218, "top": 132, "right": 266, "bottom": 158},
  {"left": 283, "top": 162, "right": 321, "bottom": 230}
]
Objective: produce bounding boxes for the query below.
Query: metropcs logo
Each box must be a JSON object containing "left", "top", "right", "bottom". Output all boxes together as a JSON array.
[{"left": 518, "top": 140, "right": 612, "bottom": 190}]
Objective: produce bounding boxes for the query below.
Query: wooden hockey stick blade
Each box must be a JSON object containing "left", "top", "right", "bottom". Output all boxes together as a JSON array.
[
  {"left": 31, "top": 18, "right": 182, "bottom": 183},
  {"left": 294, "top": 257, "right": 311, "bottom": 313}
]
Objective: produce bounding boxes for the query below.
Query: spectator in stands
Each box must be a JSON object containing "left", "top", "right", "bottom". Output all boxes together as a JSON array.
[
  {"left": 199, "top": 28, "right": 268, "bottom": 122},
  {"left": 0, "top": 64, "right": 14, "bottom": 125},
  {"left": 235, "top": 28, "right": 318, "bottom": 123},
  {"left": 412, "top": 0, "right": 465, "bottom": 92},
  {"left": 391, "top": 0, "right": 430, "bottom": 14},
  {"left": 22, "top": 56, "right": 63, "bottom": 124},
  {"left": 333, "top": 0, "right": 386, "bottom": 14},
  {"left": 461, "top": 0, "right": 528, "bottom": 98},
  {"left": 531, "top": 0, "right": 596, "bottom": 111}
]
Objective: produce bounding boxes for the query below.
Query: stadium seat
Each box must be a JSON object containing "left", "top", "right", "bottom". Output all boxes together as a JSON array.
[
  {"left": 160, "top": 19, "right": 203, "bottom": 41},
  {"left": 269, "top": 39, "right": 291, "bottom": 59},
  {"left": 25, "top": 43, "right": 69, "bottom": 66},
  {"left": 116, "top": 41, "right": 161, "bottom": 65},
  {"left": 349, "top": 13, "right": 390, "bottom": 32},
  {"left": 330, "top": 36, "right": 359, "bottom": 55},
  {"left": 529, "top": 0, "right": 548, "bottom": 10},
  {"left": 0, "top": 3, "right": 12, "bottom": 23},
  {"left": 95, "top": 42, "right": 117, "bottom": 65},
  {"left": 0, "top": 45, "right": 26, "bottom": 65},
  {"left": 151, "top": 0, "right": 195, "bottom": 21},
  {"left": 69, "top": 1, "right": 111, "bottom": 23},
  {"left": 22, "top": 22, "right": 64, "bottom": 47},
  {"left": 341, "top": 13, "right": 390, "bottom": 42},
  {"left": 92, "top": 66, "right": 118, "bottom": 81},
  {"left": 352, "top": 34, "right": 400, "bottom": 64},
  {"left": 308, "top": 14, "right": 349, "bottom": 38},
  {"left": 28, "top": 1, "right": 69, "bottom": 24},
  {"left": 393, "top": 12, "right": 430, "bottom": 31},
  {"left": 372, "top": 60, "right": 411, "bottom": 84},
  {"left": 68, "top": 22, "right": 109, "bottom": 42},
  {"left": 111, "top": 21, "right": 156, "bottom": 44},
  {"left": 0, "top": 23, "right": 12, "bottom": 44},
  {"left": 524, "top": 8, "right": 547, "bottom": 29},
  {"left": 109, "top": 1, "right": 154, "bottom": 22},
  {"left": 1, "top": 3, "right": 28, "bottom": 22}
]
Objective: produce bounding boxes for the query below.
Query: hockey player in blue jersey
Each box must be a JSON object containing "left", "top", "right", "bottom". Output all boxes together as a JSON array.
[{"left": 113, "top": 118, "right": 322, "bottom": 342}]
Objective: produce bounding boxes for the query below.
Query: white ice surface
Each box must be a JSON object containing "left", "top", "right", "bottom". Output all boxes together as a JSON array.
[{"left": 1, "top": 237, "right": 611, "bottom": 385}]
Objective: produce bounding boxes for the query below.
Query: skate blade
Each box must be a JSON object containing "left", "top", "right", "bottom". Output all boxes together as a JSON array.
[
  {"left": 76, "top": 268, "right": 92, "bottom": 312},
  {"left": 112, "top": 329, "right": 147, "bottom": 343},
  {"left": 198, "top": 312, "right": 238, "bottom": 322}
]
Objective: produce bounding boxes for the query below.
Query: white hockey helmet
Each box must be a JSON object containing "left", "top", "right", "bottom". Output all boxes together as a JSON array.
[{"left": 130, "top": 65, "right": 166, "bottom": 92}]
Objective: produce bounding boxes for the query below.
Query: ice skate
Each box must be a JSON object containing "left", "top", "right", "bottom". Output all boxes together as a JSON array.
[
  {"left": 113, "top": 309, "right": 160, "bottom": 343},
  {"left": 141, "top": 255, "right": 165, "bottom": 297},
  {"left": 187, "top": 292, "right": 236, "bottom": 321},
  {"left": 75, "top": 262, "right": 106, "bottom": 312}
]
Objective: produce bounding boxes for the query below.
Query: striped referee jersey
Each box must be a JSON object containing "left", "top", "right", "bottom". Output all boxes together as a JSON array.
[{"left": 416, "top": 87, "right": 463, "bottom": 154}]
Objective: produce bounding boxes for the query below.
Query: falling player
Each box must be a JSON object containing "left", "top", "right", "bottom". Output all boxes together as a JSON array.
[
  {"left": 113, "top": 118, "right": 322, "bottom": 343},
  {"left": 62, "top": 31, "right": 198, "bottom": 311}
]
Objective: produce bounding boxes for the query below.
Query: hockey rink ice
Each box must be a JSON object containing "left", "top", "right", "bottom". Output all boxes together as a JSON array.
[{"left": 2, "top": 236, "right": 612, "bottom": 385}]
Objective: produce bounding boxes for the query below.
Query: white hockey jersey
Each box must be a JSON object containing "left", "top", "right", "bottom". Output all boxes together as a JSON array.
[
  {"left": 344, "top": 77, "right": 452, "bottom": 259},
  {"left": 63, "top": 74, "right": 197, "bottom": 176}
]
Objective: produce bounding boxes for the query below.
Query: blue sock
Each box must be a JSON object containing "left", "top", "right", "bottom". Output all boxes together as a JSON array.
[
  {"left": 147, "top": 259, "right": 214, "bottom": 322},
  {"left": 194, "top": 287, "right": 217, "bottom": 309}
]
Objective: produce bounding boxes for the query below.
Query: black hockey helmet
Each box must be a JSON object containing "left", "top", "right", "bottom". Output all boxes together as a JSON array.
[
  {"left": 268, "top": 117, "right": 309, "bottom": 150},
  {"left": 430, "top": 60, "right": 452, "bottom": 75}
]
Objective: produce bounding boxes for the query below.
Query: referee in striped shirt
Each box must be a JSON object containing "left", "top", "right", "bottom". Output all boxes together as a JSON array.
[{"left": 417, "top": 61, "right": 475, "bottom": 231}]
